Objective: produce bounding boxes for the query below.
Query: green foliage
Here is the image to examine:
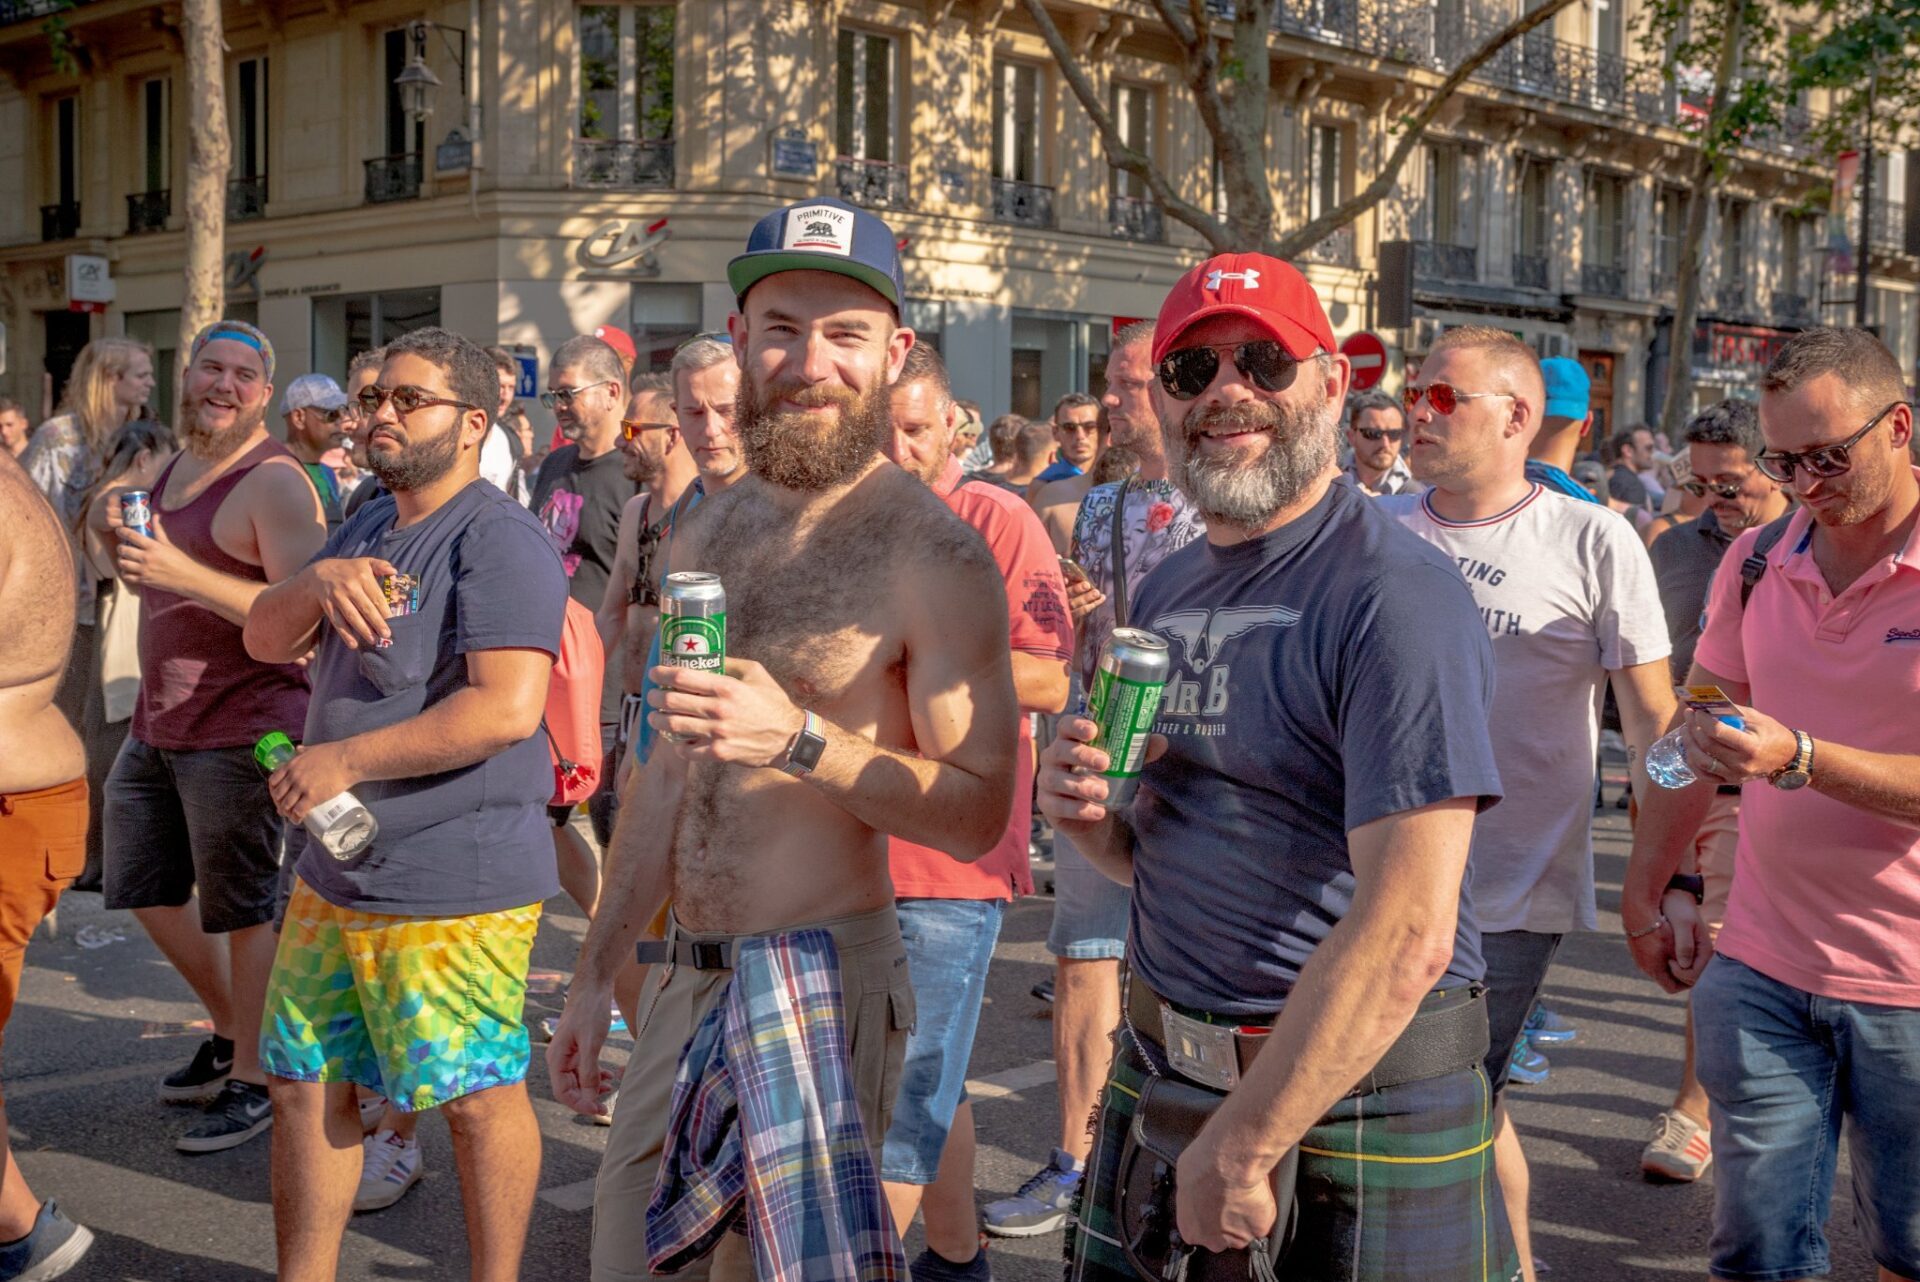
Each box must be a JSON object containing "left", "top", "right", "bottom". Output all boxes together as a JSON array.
[{"left": 40, "top": 1, "right": 76, "bottom": 76}]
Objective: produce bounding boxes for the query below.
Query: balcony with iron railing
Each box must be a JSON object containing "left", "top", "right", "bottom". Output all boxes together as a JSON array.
[
  {"left": 1512, "top": 253, "right": 1549, "bottom": 290},
  {"left": 228, "top": 173, "right": 268, "bottom": 222},
  {"left": 1297, "top": 224, "right": 1357, "bottom": 267},
  {"left": 363, "top": 153, "right": 423, "bottom": 204},
  {"left": 1869, "top": 199, "right": 1913, "bottom": 258},
  {"left": 1774, "top": 291, "right": 1814, "bottom": 323},
  {"left": 0, "top": 0, "right": 83, "bottom": 23},
  {"left": 1109, "top": 193, "right": 1166, "bottom": 243},
  {"left": 40, "top": 202, "right": 79, "bottom": 242},
  {"left": 572, "top": 138, "right": 675, "bottom": 191},
  {"left": 126, "top": 189, "right": 170, "bottom": 235},
  {"left": 992, "top": 177, "right": 1055, "bottom": 229},
  {"left": 836, "top": 157, "right": 908, "bottom": 210},
  {"left": 1715, "top": 283, "right": 1749, "bottom": 315},
  {"left": 1580, "top": 261, "right": 1626, "bottom": 297},
  {"left": 1413, "top": 239, "right": 1478, "bottom": 283}
]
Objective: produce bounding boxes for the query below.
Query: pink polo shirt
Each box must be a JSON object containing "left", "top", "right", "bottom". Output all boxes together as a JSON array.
[{"left": 1694, "top": 485, "right": 1920, "bottom": 1005}]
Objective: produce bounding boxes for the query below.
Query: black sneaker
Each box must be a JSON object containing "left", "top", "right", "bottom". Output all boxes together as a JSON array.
[
  {"left": 909, "top": 1245, "right": 991, "bottom": 1282},
  {"left": 177, "top": 1080, "right": 272, "bottom": 1153},
  {"left": 1030, "top": 977, "right": 1055, "bottom": 1004},
  {"left": 158, "top": 1036, "right": 232, "bottom": 1104},
  {"left": 0, "top": 1199, "right": 94, "bottom": 1281}
]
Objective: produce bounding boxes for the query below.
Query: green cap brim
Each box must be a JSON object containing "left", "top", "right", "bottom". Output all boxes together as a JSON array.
[{"left": 726, "top": 251, "right": 900, "bottom": 308}]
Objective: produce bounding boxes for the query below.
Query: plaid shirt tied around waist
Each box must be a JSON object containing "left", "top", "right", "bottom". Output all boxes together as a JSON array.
[{"left": 645, "top": 929, "right": 905, "bottom": 1282}]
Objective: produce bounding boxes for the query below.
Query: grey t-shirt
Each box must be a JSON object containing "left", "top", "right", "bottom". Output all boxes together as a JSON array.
[
  {"left": 1649, "top": 510, "right": 1734, "bottom": 682},
  {"left": 295, "top": 480, "right": 569, "bottom": 917},
  {"left": 1382, "top": 484, "right": 1672, "bottom": 934},
  {"left": 1127, "top": 482, "right": 1502, "bottom": 1016}
]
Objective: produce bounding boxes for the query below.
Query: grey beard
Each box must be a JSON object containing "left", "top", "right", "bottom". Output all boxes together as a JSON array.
[{"left": 1166, "top": 399, "right": 1337, "bottom": 530}]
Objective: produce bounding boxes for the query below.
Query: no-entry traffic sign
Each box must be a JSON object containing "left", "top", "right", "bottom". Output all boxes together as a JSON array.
[{"left": 1341, "top": 330, "right": 1388, "bottom": 391}]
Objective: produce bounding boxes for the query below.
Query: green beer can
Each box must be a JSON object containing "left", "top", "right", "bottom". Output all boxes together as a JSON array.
[
  {"left": 662, "top": 572, "right": 726, "bottom": 673},
  {"left": 1086, "top": 627, "right": 1170, "bottom": 809}
]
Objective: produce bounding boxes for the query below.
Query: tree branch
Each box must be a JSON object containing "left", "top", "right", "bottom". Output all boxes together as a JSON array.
[
  {"left": 1021, "top": 0, "right": 1231, "bottom": 251},
  {"left": 1267, "top": 0, "right": 1580, "bottom": 258}
]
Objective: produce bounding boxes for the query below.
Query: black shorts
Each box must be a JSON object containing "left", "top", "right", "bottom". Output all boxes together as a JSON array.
[
  {"left": 1481, "top": 928, "right": 1564, "bottom": 1094},
  {"left": 103, "top": 737, "right": 284, "bottom": 934},
  {"left": 552, "top": 734, "right": 621, "bottom": 848}
]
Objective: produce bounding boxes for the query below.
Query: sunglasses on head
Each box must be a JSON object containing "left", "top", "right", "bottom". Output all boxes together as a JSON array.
[
  {"left": 539, "top": 379, "right": 617, "bottom": 411},
  {"left": 1402, "top": 383, "right": 1516, "bottom": 416},
  {"left": 1156, "top": 340, "right": 1303, "bottom": 401},
  {"left": 1678, "top": 475, "right": 1748, "bottom": 500},
  {"left": 621, "top": 419, "right": 675, "bottom": 442},
  {"left": 1354, "top": 426, "right": 1405, "bottom": 442},
  {"left": 356, "top": 384, "right": 481, "bottom": 418},
  {"left": 1754, "top": 402, "right": 1906, "bottom": 483}
]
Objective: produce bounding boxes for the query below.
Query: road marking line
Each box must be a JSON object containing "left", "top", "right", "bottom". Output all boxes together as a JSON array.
[
  {"left": 967, "top": 1059, "right": 1056, "bottom": 1100},
  {"left": 540, "top": 1176, "right": 598, "bottom": 1212}
]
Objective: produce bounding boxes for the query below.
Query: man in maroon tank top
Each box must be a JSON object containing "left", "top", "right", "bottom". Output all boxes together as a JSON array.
[{"left": 101, "top": 321, "right": 328, "bottom": 1154}]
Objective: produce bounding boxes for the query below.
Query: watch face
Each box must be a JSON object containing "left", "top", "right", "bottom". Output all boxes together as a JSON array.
[{"left": 1773, "top": 770, "right": 1811, "bottom": 791}]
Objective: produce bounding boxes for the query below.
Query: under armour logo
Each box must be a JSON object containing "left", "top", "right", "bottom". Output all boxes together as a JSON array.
[{"left": 1204, "top": 268, "right": 1260, "bottom": 291}]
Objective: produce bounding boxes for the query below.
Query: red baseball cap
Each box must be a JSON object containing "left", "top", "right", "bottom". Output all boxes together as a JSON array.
[
  {"left": 1151, "top": 253, "right": 1336, "bottom": 366},
  {"left": 593, "top": 325, "right": 638, "bottom": 369}
]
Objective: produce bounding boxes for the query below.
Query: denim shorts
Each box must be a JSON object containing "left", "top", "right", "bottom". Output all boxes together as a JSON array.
[
  {"left": 1046, "top": 830, "right": 1129, "bottom": 961},
  {"left": 1693, "top": 954, "right": 1920, "bottom": 1281},
  {"left": 879, "top": 897, "right": 1004, "bottom": 1184}
]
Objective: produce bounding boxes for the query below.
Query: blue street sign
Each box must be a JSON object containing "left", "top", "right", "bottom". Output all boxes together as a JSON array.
[{"left": 515, "top": 353, "right": 538, "bottom": 399}]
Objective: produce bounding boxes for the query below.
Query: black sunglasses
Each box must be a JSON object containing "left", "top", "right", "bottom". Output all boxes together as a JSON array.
[
  {"left": 1755, "top": 402, "right": 1906, "bottom": 483},
  {"left": 1678, "top": 476, "right": 1747, "bottom": 500},
  {"left": 1354, "top": 426, "right": 1405, "bottom": 443},
  {"left": 1157, "top": 340, "right": 1302, "bottom": 401},
  {"left": 357, "top": 384, "right": 482, "bottom": 418}
]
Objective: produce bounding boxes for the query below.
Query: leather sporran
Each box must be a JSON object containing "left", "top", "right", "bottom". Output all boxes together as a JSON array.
[{"left": 1115, "top": 1074, "right": 1299, "bottom": 1281}]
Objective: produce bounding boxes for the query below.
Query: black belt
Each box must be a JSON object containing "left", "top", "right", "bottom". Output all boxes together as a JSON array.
[
  {"left": 1126, "top": 977, "right": 1489, "bottom": 1097},
  {"left": 1717, "top": 784, "right": 1743, "bottom": 796},
  {"left": 636, "top": 936, "right": 738, "bottom": 970}
]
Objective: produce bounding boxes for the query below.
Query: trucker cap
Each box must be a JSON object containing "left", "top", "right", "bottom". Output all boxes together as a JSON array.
[
  {"left": 1541, "top": 357, "right": 1591, "bottom": 420},
  {"left": 727, "top": 198, "right": 905, "bottom": 309},
  {"left": 280, "top": 373, "right": 349, "bottom": 416},
  {"left": 1152, "top": 253, "right": 1337, "bottom": 366}
]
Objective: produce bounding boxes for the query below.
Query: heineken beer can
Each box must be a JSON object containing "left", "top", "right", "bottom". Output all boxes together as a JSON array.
[
  {"left": 1085, "top": 628, "right": 1170, "bottom": 809},
  {"left": 662, "top": 572, "right": 727, "bottom": 675}
]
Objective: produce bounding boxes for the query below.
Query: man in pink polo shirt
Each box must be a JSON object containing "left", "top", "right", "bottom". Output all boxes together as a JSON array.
[
  {"left": 877, "top": 344, "right": 1072, "bottom": 1282},
  {"left": 1625, "top": 326, "right": 1920, "bottom": 1282}
]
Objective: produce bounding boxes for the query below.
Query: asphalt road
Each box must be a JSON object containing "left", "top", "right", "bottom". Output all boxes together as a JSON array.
[{"left": 7, "top": 803, "right": 1884, "bottom": 1280}]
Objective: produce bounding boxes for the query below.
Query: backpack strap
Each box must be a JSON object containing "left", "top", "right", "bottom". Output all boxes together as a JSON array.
[
  {"left": 1109, "top": 478, "right": 1131, "bottom": 631},
  {"left": 1738, "top": 512, "right": 1797, "bottom": 610}
]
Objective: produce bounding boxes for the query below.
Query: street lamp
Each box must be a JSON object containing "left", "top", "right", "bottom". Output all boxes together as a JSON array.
[{"left": 394, "top": 19, "right": 467, "bottom": 128}]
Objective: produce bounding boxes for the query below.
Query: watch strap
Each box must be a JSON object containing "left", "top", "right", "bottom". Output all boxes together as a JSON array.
[{"left": 1769, "top": 728, "right": 1814, "bottom": 785}]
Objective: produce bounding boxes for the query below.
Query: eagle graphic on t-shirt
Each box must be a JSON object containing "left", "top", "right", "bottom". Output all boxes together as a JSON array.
[{"left": 1152, "top": 605, "right": 1301, "bottom": 673}]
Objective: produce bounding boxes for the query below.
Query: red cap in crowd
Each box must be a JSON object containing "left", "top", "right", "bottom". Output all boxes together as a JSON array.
[
  {"left": 593, "top": 325, "right": 638, "bottom": 370},
  {"left": 1152, "top": 253, "right": 1336, "bottom": 366}
]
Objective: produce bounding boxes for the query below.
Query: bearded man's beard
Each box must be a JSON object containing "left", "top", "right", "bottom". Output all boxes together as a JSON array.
[
  {"left": 738, "top": 377, "right": 890, "bottom": 492},
  {"left": 1164, "top": 395, "right": 1337, "bottom": 530},
  {"left": 367, "top": 421, "right": 462, "bottom": 492},
  {"left": 179, "top": 392, "right": 267, "bottom": 461}
]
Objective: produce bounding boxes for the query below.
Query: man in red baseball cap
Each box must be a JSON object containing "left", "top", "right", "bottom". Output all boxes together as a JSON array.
[{"left": 1039, "top": 252, "right": 1517, "bottom": 1281}]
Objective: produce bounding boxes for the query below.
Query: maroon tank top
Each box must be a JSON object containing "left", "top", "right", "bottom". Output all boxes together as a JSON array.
[{"left": 133, "top": 436, "right": 311, "bottom": 751}]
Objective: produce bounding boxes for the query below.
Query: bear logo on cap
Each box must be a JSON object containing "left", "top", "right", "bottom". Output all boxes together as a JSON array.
[{"left": 783, "top": 205, "right": 854, "bottom": 256}]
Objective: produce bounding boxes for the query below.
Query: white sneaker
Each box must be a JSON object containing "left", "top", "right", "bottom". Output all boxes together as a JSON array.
[
  {"left": 357, "top": 1092, "right": 388, "bottom": 1134},
  {"left": 1641, "top": 1109, "right": 1712, "bottom": 1182},
  {"left": 353, "top": 1129, "right": 423, "bottom": 1212}
]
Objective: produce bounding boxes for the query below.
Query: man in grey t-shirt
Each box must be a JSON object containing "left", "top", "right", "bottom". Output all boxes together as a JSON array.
[{"left": 1384, "top": 325, "right": 1674, "bottom": 1282}]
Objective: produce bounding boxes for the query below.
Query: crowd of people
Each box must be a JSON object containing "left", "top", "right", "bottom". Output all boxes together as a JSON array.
[{"left": 0, "top": 192, "right": 1915, "bottom": 1282}]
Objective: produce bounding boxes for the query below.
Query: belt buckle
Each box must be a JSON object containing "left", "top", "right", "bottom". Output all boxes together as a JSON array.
[
  {"left": 690, "top": 940, "right": 729, "bottom": 970},
  {"left": 1160, "top": 1003, "right": 1240, "bottom": 1091}
]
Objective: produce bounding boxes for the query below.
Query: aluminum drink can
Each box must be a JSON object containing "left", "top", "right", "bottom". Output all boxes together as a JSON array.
[
  {"left": 662, "top": 572, "right": 727, "bottom": 675},
  {"left": 1085, "top": 628, "right": 1170, "bottom": 809},
  {"left": 119, "top": 490, "right": 156, "bottom": 540}
]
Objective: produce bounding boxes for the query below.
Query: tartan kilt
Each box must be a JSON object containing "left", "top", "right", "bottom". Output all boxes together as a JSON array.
[{"left": 1065, "top": 1033, "right": 1520, "bottom": 1282}]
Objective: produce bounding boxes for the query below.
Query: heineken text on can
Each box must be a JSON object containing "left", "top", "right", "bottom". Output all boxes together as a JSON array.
[
  {"left": 662, "top": 572, "right": 727, "bottom": 676},
  {"left": 119, "top": 490, "right": 156, "bottom": 540},
  {"left": 1086, "top": 628, "right": 1170, "bottom": 809}
]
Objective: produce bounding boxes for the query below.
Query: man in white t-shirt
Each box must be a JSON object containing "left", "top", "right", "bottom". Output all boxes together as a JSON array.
[
  {"left": 482, "top": 345, "right": 530, "bottom": 505},
  {"left": 1380, "top": 325, "right": 1675, "bottom": 1282}
]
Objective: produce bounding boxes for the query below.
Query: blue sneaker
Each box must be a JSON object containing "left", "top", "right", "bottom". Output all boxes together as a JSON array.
[
  {"left": 1524, "top": 1004, "right": 1577, "bottom": 1045},
  {"left": 0, "top": 1200, "right": 94, "bottom": 1281},
  {"left": 983, "top": 1148, "right": 1082, "bottom": 1238},
  {"left": 1506, "top": 1033, "right": 1551, "bottom": 1086}
]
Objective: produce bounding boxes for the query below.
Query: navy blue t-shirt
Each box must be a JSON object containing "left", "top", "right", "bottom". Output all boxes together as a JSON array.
[
  {"left": 1126, "top": 481, "right": 1502, "bottom": 1016},
  {"left": 295, "top": 480, "right": 569, "bottom": 917}
]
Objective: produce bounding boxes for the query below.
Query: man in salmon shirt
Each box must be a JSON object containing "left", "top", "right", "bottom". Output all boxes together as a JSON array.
[
  {"left": 878, "top": 344, "right": 1071, "bottom": 1282},
  {"left": 1626, "top": 326, "right": 1920, "bottom": 1282}
]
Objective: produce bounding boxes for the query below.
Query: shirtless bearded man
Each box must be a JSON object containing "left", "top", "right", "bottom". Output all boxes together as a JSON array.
[
  {"left": 0, "top": 453, "right": 94, "bottom": 1277},
  {"left": 548, "top": 198, "right": 1018, "bottom": 1282}
]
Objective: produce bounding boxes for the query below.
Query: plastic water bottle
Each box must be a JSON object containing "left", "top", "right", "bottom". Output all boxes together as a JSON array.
[
  {"left": 1645, "top": 713, "right": 1748, "bottom": 790},
  {"left": 253, "top": 732, "right": 379, "bottom": 858}
]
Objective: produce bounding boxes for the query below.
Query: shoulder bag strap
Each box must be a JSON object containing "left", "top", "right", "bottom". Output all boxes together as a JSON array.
[
  {"left": 1738, "top": 511, "right": 1797, "bottom": 609},
  {"left": 1109, "top": 478, "right": 1131, "bottom": 631}
]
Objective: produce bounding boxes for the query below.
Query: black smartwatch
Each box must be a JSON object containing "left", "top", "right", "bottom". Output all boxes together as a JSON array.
[
  {"left": 1665, "top": 873, "right": 1706, "bottom": 904},
  {"left": 779, "top": 710, "right": 827, "bottom": 778}
]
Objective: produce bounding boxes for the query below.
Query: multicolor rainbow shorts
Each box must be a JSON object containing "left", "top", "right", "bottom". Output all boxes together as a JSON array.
[{"left": 260, "top": 878, "right": 542, "bottom": 1111}]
